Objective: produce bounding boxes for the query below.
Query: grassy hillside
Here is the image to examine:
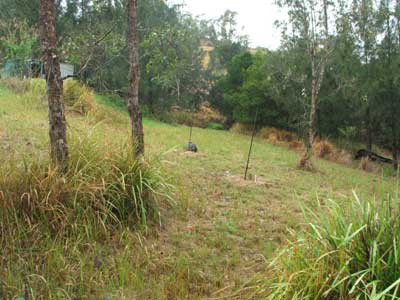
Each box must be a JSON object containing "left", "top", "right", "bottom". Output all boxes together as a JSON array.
[{"left": 0, "top": 83, "right": 398, "bottom": 299}]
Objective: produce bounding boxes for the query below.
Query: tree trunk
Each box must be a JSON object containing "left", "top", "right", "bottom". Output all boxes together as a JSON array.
[
  {"left": 148, "top": 77, "right": 155, "bottom": 115},
  {"left": 300, "top": 75, "right": 317, "bottom": 170},
  {"left": 366, "top": 106, "right": 372, "bottom": 152},
  {"left": 39, "top": 0, "right": 68, "bottom": 168},
  {"left": 299, "top": 0, "right": 329, "bottom": 170},
  {"left": 127, "top": 0, "right": 144, "bottom": 157},
  {"left": 392, "top": 139, "right": 398, "bottom": 171}
]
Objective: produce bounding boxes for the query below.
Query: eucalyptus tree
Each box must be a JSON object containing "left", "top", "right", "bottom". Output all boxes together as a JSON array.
[
  {"left": 141, "top": 15, "right": 206, "bottom": 112},
  {"left": 276, "top": 0, "right": 331, "bottom": 170}
]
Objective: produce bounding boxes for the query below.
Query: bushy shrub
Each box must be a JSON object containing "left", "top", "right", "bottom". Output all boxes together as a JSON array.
[
  {"left": 206, "top": 122, "right": 225, "bottom": 130},
  {"left": 268, "top": 194, "right": 400, "bottom": 300}
]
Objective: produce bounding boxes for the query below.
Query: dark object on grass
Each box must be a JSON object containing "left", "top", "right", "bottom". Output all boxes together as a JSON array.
[
  {"left": 187, "top": 141, "right": 198, "bottom": 152},
  {"left": 355, "top": 149, "right": 394, "bottom": 164}
]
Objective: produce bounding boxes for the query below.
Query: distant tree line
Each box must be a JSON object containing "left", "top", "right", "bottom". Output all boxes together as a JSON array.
[
  {"left": 212, "top": 0, "right": 400, "bottom": 170},
  {"left": 1, "top": 0, "right": 399, "bottom": 170},
  {"left": 0, "top": 0, "right": 245, "bottom": 112}
]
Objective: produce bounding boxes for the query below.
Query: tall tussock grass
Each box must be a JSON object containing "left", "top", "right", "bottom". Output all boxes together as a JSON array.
[
  {"left": 267, "top": 193, "right": 400, "bottom": 300},
  {"left": 0, "top": 77, "right": 98, "bottom": 114},
  {"left": 0, "top": 131, "right": 173, "bottom": 298},
  {"left": 1, "top": 135, "right": 172, "bottom": 235}
]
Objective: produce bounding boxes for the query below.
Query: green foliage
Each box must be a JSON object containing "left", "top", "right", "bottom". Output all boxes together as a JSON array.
[
  {"left": 212, "top": 50, "right": 297, "bottom": 129},
  {"left": 0, "top": 19, "right": 39, "bottom": 61},
  {"left": 206, "top": 122, "right": 225, "bottom": 130},
  {"left": 141, "top": 15, "right": 206, "bottom": 111},
  {"left": 269, "top": 193, "right": 400, "bottom": 299}
]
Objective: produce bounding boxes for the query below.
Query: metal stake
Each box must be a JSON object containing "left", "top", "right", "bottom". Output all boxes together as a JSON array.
[{"left": 244, "top": 109, "right": 259, "bottom": 180}]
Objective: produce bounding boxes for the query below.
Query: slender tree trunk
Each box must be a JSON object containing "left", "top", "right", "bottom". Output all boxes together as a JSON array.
[
  {"left": 148, "top": 77, "right": 155, "bottom": 115},
  {"left": 176, "top": 77, "right": 181, "bottom": 102},
  {"left": 366, "top": 106, "right": 372, "bottom": 152},
  {"left": 39, "top": 0, "right": 68, "bottom": 168},
  {"left": 301, "top": 72, "right": 318, "bottom": 169},
  {"left": 392, "top": 129, "right": 398, "bottom": 171},
  {"left": 299, "top": 0, "right": 329, "bottom": 170},
  {"left": 127, "top": 0, "right": 144, "bottom": 157},
  {"left": 364, "top": 48, "right": 372, "bottom": 153}
]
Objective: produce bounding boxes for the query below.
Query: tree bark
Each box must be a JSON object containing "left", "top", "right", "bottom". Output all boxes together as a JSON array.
[
  {"left": 300, "top": 0, "right": 329, "bottom": 170},
  {"left": 39, "top": 0, "right": 68, "bottom": 168},
  {"left": 127, "top": 0, "right": 144, "bottom": 157}
]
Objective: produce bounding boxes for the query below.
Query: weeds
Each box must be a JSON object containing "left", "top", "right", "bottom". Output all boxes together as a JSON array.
[{"left": 267, "top": 192, "right": 400, "bottom": 300}]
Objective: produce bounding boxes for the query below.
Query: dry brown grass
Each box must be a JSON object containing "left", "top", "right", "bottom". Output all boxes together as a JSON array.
[
  {"left": 333, "top": 149, "right": 354, "bottom": 165},
  {"left": 0, "top": 77, "right": 30, "bottom": 93},
  {"left": 298, "top": 154, "right": 316, "bottom": 171},
  {"left": 230, "top": 123, "right": 254, "bottom": 135},
  {"left": 167, "top": 102, "right": 226, "bottom": 128},
  {"left": 289, "top": 140, "right": 305, "bottom": 151},
  {"left": 312, "top": 139, "right": 356, "bottom": 167},
  {"left": 258, "top": 127, "right": 297, "bottom": 143},
  {"left": 196, "top": 102, "right": 226, "bottom": 125},
  {"left": 160, "top": 102, "right": 226, "bottom": 128},
  {"left": 313, "top": 139, "right": 335, "bottom": 159},
  {"left": 358, "top": 157, "right": 381, "bottom": 173},
  {"left": 64, "top": 79, "right": 96, "bottom": 114},
  {"left": 232, "top": 126, "right": 358, "bottom": 169}
]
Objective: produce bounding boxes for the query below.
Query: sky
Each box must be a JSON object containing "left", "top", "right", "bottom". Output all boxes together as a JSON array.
[{"left": 168, "top": 0, "right": 287, "bottom": 50}]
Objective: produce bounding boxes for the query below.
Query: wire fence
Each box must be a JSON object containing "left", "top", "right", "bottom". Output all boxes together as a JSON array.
[{"left": 0, "top": 59, "right": 43, "bottom": 79}]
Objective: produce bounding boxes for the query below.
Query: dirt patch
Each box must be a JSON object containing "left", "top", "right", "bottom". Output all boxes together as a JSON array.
[{"left": 225, "top": 173, "right": 274, "bottom": 187}]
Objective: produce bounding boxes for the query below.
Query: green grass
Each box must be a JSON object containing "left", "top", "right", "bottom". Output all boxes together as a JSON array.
[
  {"left": 0, "top": 82, "right": 399, "bottom": 299},
  {"left": 95, "top": 93, "right": 127, "bottom": 113},
  {"left": 263, "top": 193, "right": 400, "bottom": 300}
]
